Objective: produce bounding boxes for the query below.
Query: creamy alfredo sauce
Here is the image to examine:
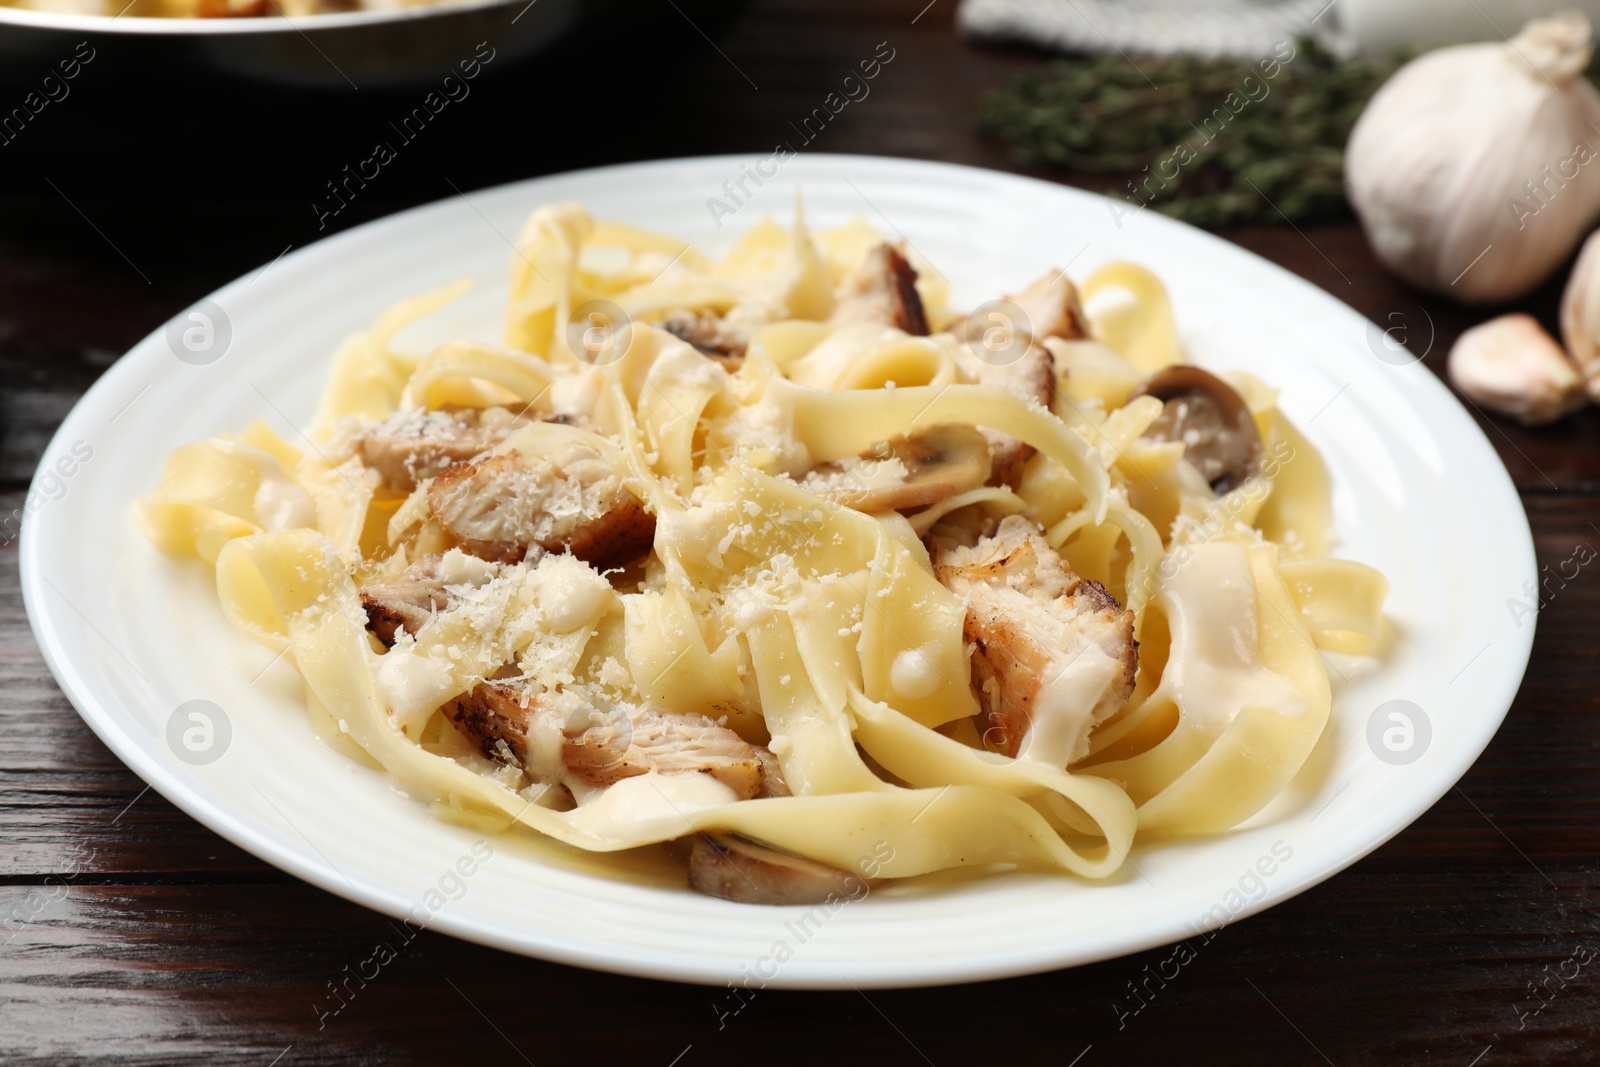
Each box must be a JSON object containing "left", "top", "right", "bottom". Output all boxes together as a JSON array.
[
  {"left": 1149, "top": 540, "right": 1306, "bottom": 729},
  {"left": 216, "top": 440, "right": 318, "bottom": 533},
  {"left": 1019, "top": 643, "right": 1129, "bottom": 767}
]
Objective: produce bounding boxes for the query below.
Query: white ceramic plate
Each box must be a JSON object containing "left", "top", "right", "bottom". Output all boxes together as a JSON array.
[{"left": 20, "top": 155, "right": 1536, "bottom": 988}]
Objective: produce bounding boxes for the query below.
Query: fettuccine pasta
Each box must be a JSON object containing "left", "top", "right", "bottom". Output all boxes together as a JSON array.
[{"left": 135, "top": 202, "right": 1387, "bottom": 902}]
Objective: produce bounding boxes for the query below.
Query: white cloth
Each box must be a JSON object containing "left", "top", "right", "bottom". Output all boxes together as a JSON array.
[{"left": 957, "top": 0, "right": 1339, "bottom": 60}]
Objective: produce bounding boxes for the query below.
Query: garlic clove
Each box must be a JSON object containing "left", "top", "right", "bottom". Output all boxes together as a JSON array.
[
  {"left": 1345, "top": 12, "right": 1600, "bottom": 304},
  {"left": 1447, "top": 313, "right": 1587, "bottom": 425},
  {"left": 1559, "top": 227, "right": 1600, "bottom": 401}
]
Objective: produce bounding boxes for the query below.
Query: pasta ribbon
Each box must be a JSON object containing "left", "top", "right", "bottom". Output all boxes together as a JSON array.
[
  {"left": 1080, "top": 261, "right": 1183, "bottom": 373},
  {"left": 316, "top": 278, "right": 472, "bottom": 433},
  {"left": 1087, "top": 539, "right": 1330, "bottom": 834},
  {"left": 134, "top": 203, "right": 1389, "bottom": 894}
]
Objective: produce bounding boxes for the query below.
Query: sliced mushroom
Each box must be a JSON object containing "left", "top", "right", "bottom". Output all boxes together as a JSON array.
[
  {"left": 829, "top": 243, "right": 929, "bottom": 336},
  {"left": 198, "top": 0, "right": 271, "bottom": 16},
  {"left": 943, "top": 267, "right": 1080, "bottom": 485},
  {"left": 801, "top": 423, "right": 991, "bottom": 512},
  {"left": 1133, "top": 366, "right": 1263, "bottom": 494},
  {"left": 541, "top": 412, "right": 602, "bottom": 432},
  {"left": 965, "top": 342, "right": 1057, "bottom": 487},
  {"left": 658, "top": 309, "right": 747, "bottom": 364},
  {"left": 688, "top": 833, "right": 866, "bottom": 905}
]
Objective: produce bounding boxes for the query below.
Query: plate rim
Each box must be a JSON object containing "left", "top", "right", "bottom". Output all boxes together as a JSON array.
[{"left": 18, "top": 152, "right": 1538, "bottom": 988}]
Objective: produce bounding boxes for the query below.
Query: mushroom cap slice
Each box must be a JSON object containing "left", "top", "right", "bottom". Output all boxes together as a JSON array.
[
  {"left": 658, "top": 308, "right": 748, "bottom": 364},
  {"left": 1133, "top": 366, "right": 1264, "bottom": 494},
  {"left": 688, "top": 833, "right": 866, "bottom": 905},
  {"left": 803, "top": 423, "right": 991, "bottom": 512}
]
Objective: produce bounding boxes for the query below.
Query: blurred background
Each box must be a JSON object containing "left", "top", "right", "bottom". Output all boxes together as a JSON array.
[
  {"left": 0, "top": 0, "right": 1494, "bottom": 263},
  {"left": 10, "top": 0, "right": 1600, "bottom": 429},
  {"left": 0, "top": 0, "right": 1594, "bottom": 292}
]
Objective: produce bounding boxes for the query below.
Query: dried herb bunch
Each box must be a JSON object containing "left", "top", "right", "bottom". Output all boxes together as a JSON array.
[{"left": 977, "top": 39, "right": 1401, "bottom": 228}]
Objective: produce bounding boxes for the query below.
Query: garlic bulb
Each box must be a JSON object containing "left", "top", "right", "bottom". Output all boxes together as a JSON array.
[
  {"left": 1559, "top": 227, "right": 1600, "bottom": 399},
  {"left": 1346, "top": 12, "right": 1600, "bottom": 303},
  {"left": 1448, "top": 313, "right": 1586, "bottom": 424}
]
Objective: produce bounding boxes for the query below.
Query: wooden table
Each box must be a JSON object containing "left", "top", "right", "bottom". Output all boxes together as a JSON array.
[{"left": 2, "top": 2, "right": 1594, "bottom": 1063}]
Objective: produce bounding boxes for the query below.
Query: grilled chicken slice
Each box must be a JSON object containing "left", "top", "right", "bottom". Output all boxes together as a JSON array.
[
  {"left": 573, "top": 707, "right": 767, "bottom": 795},
  {"left": 949, "top": 335, "right": 1056, "bottom": 412},
  {"left": 829, "top": 243, "right": 929, "bottom": 335},
  {"left": 353, "top": 409, "right": 510, "bottom": 493},
  {"left": 1005, "top": 270, "right": 1089, "bottom": 343},
  {"left": 932, "top": 515, "right": 1136, "bottom": 767},
  {"left": 950, "top": 338, "right": 1056, "bottom": 486},
  {"left": 447, "top": 681, "right": 825, "bottom": 903},
  {"left": 658, "top": 309, "right": 747, "bottom": 364},
  {"left": 353, "top": 409, "right": 602, "bottom": 493},
  {"left": 946, "top": 269, "right": 1084, "bottom": 486},
  {"left": 443, "top": 682, "right": 788, "bottom": 798},
  {"left": 360, "top": 555, "right": 452, "bottom": 646},
  {"left": 801, "top": 424, "right": 991, "bottom": 513},
  {"left": 359, "top": 552, "right": 509, "bottom": 646},
  {"left": 948, "top": 269, "right": 1087, "bottom": 345},
  {"left": 427, "top": 444, "right": 654, "bottom": 568},
  {"left": 443, "top": 679, "right": 535, "bottom": 765},
  {"left": 751, "top": 747, "right": 791, "bottom": 798}
]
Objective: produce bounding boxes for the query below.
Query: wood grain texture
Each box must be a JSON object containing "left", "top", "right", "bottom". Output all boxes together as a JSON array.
[{"left": 1, "top": 0, "right": 1597, "bottom": 1063}]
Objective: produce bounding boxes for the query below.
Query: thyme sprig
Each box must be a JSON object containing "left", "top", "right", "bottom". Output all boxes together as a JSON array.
[{"left": 977, "top": 39, "right": 1402, "bottom": 229}]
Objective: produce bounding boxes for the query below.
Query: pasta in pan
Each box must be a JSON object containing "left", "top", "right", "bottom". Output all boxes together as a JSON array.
[{"left": 135, "top": 202, "right": 1387, "bottom": 903}]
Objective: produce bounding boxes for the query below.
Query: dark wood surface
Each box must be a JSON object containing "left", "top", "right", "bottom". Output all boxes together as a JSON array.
[{"left": 3, "top": 1, "right": 1597, "bottom": 1063}]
